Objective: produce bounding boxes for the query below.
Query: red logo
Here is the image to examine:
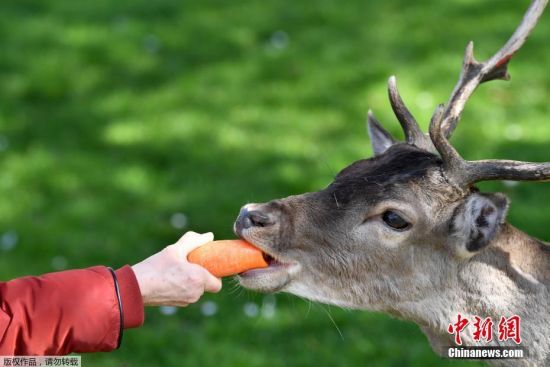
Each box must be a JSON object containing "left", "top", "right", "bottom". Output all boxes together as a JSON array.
[
  {"left": 447, "top": 314, "right": 521, "bottom": 345},
  {"left": 473, "top": 316, "right": 493, "bottom": 342},
  {"left": 498, "top": 315, "right": 522, "bottom": 344},
  {"left": 447, "top": 313, "right": 469, "bottom": 345}
]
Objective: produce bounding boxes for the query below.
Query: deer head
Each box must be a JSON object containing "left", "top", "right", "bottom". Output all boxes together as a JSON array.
[{"left": 234, "top": 0, "right": 549, "bottom": 343}]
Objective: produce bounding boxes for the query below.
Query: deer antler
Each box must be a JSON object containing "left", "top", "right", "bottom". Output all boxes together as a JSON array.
[
  {"left": 428, "top": 0, "right": 550, "bottom": 186},
  {"left": 387, "top": 76, "right": 423, "bottom": 144},
  {"left": 387, "top": 76, "right": 435, "bottom": 152}
]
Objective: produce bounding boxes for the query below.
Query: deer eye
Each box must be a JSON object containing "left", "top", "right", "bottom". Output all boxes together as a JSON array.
[{"left": 382, "top": 210, "right": 410, "bottom": 230}]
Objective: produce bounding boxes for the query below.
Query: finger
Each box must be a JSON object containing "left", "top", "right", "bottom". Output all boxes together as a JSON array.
[
  {"left": 176, "top": 231, "right": 215, "bottom": 257},
  {"left": 203, "top": 271, "right": 223, "bottom": 293},
  {"left": 169, "top": 231, "right": 201, "bottom": 259},
  {"left": 174, "top": 231, "right": 201, "bottom": 246},
  {"left": 181, "top": 231, "right": 214, "bottom": 256},
  {"left": 179, "top": 264, "right": 221, "bottom": 295}
]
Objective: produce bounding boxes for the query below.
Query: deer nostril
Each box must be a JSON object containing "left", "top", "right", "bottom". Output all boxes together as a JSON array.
[
  {"left": 241, "top": 215, "right": 253, "bottom": 229},
  {"left": 237, "top": 208, "right": 275, "bottom": 231},
  {"left": 247, "top": 210, "right": 274, "bottom": 227}
]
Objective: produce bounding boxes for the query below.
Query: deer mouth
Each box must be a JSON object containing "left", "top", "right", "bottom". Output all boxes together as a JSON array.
[
  {"left": 240, "top": 251, "right": 294, "bottom": 276},
  {"left": 236, "top": 238, "right": 300, "bottom": 292}
]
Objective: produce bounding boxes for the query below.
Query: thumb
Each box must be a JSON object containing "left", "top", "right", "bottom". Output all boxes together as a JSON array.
[
  {"left": 175, "top": 231, "right": 215, "bottom": 258},
  {"left": 203, "top": 270, "right": 223, "bottom": 293}
]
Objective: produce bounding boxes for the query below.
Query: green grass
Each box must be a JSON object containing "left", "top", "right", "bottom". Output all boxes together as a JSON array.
[{"left": 1, "top": 0, "right": 549, "bottom": 366}]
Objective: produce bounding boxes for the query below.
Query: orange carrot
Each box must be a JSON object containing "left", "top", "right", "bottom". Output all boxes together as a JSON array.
[{"left": 187, "top": 239, "right": 269, "bottom": 277}]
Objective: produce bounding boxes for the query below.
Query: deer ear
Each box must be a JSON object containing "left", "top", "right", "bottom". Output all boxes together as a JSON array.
[
  {"left": 367, "top": 111, "right": 397, "bottom": 156},
  {"left": 449, "top": 192, "right": 509, "bottom": 258}
]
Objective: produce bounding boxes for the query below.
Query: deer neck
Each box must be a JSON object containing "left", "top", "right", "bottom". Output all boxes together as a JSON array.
[
  {"left": 393, "top": 224, "right": 550, "bottom": 363},
  {"left": 455, "top": 223, "right": 549, "bottom": 317}
]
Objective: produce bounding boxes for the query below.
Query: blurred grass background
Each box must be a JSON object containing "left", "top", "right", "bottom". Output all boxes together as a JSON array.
[{"left": 1, "top": 0, "right": 549, "bottom": 366}]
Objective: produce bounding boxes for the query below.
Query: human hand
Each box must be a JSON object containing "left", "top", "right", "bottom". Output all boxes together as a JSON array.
[{"left": 132, "top": 231, "right": 222, "bottom": 307}]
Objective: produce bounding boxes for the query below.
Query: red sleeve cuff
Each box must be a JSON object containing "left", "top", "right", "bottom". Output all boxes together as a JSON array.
[{"left": 115, "top": 265, "right": 144, "bottom": 329}]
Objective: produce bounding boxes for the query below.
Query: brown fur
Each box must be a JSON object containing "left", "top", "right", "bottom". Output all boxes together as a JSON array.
[{"left": 235, "top": 144, "right": 550, "bottom": 366}]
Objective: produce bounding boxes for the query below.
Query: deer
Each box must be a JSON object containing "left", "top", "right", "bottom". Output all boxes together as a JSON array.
[{"left": 232, "top": 0, "right": 550, "bottom": 366}]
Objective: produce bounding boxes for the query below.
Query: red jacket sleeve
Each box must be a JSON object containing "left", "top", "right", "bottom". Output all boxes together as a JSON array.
[{"left": 0, "top": 265, "right": 144, "bottom": 355}]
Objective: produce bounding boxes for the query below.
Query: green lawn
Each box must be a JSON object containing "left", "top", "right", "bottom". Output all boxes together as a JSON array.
[{"left": 1, "top": 0, "right": 549, "bottom": 366}]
